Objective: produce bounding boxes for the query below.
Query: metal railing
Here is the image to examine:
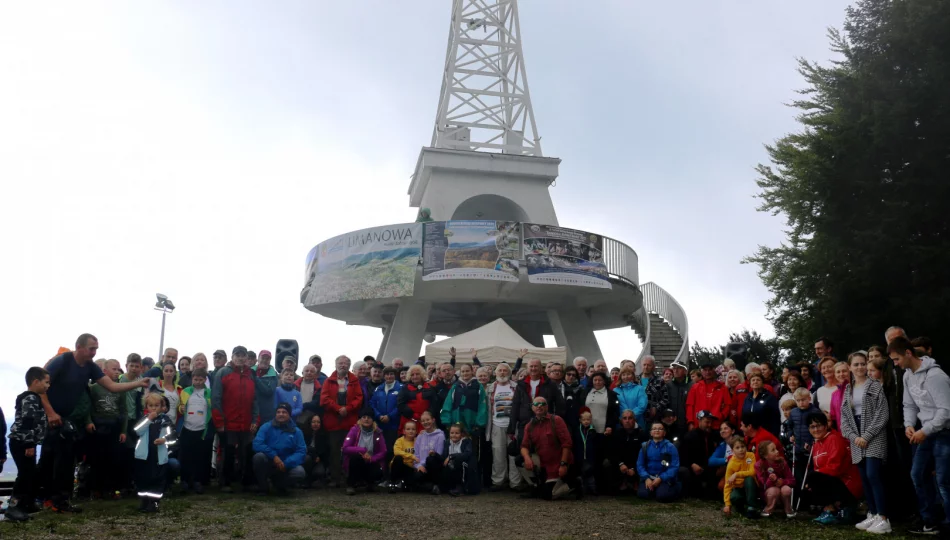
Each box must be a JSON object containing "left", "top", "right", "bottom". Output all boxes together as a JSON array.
[
  {"left": 601, "top": 236, "right": 639, "bottom": 287},
  {"left": 635, "top": 281, "right": 689, "bottom": 367}
]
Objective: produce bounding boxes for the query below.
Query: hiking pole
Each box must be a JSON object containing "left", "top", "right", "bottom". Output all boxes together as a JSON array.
[
  {"left": 795, "top": 444, "right": 815, "bottom": 512},
  {"left": 790, "top": 448, "right": 796, "bottom": 511}
]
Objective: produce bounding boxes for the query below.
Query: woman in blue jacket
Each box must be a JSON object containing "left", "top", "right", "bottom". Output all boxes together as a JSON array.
[
  {"left": 370, "top": 367, "right": 403, "bottom": 473},
  {"left": 636, "top": 422, "right": 681, "bottom": 502},
  {"left": 614, "top": 366, "right": 648, "bottom": 429},
  {"left": 741, "top": 373, "right": 780, "bottom": 437}
]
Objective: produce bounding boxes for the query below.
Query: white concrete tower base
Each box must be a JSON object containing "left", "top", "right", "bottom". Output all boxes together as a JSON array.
[
  {"left": 547, "top": 308, "right": 604, "bottom": 361},
  {"left": 379, "top": 299, "right": 432, "bottom": 365}
]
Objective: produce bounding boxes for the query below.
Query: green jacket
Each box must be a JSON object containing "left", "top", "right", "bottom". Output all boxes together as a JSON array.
[
  {"left": 180, "top": 385, "right": 213, "bottom": 437},
  {"left": 86, "top": 383, "right": 127, "bottom": 430}
]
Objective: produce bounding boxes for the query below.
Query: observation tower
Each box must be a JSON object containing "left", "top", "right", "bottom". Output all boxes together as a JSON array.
[{"left": 301, "top": 0, "right": 688, "bottom": 368}]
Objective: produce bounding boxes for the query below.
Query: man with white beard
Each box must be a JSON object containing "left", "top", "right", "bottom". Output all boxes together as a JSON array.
[{"left": 486, "top": 362, "right": 523, "bottom": 491}]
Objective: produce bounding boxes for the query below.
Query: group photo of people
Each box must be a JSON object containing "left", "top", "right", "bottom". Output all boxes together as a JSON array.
[{"left": 1, "top": 327, "right": 947, "bottom": 537}]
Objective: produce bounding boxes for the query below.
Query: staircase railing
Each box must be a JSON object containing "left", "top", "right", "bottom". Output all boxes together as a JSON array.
[
  {"left": 635, "top": 282, "right": 689, "bottom": 367},
  {"left": 601, "top": 236, "right": 639, "bottom": 287}
]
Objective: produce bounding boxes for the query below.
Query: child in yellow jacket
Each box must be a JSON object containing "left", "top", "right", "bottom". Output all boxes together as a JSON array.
[
  {"left": 723, "top": 437, "right": 759, "bottom": 518},
  {"left": 389, "top": 421, "right": 420, "bottom": 492}
]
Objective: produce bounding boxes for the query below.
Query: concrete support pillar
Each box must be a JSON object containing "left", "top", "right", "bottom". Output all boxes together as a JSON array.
[
  {"left": 380, "top": 299, "right": 432, "bottom": 365},
  {"left": 548, "top": 308, "right": 603, "bottom": 361},
  {"left": 377, "top": 325, "right": 392, "bottom": 364}
]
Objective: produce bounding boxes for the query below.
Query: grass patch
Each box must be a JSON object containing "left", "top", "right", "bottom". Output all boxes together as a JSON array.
[
  {"left": 692, "top": 527, "right": 729, "bottom": 538},
  {"left": 230, "top": 527, "right": 247, "bottom": 538},
  {"left": 299, "top": 507, "right": 326, "bottom": 515},
  {"left": 272, "top": 525, "right": 298, "bottom": 533},
  {"left": 325, "top": 505, "right": 358, "bottom": 514},
  {"left": 629, "top": 524, "right": 664, "bottom": 534},
  {"left": 313, "top": 518, "right": 382, "bottom": 531}
]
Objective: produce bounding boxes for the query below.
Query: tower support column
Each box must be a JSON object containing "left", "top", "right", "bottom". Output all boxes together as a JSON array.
[
  {"left": 380, "top": 299, "right": 432, "bottom": 365},
  {"left": 548, "top": 308, "right": 603, "bottom": 361}
]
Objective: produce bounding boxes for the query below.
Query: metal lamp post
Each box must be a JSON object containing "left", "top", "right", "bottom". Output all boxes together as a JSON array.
[{"left": 155, "top": 293, "right": 176, "bottom": 360}]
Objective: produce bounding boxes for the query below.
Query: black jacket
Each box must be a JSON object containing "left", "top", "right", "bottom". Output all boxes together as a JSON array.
[
  {"left": 428, "top": 379, "right": 454, "bottom": 427},
  {"left": 608, "top": 428, "right": 646, "bottom": 471},
  {"left": 678, "top": 427, "right": 718, "bottom": 469},
  {"left": 665, "top": 378, "right": 692, "bottom": 433},
  {"left": 563, "top": 381, "right": 586, "bottom": 430},
  {"left": 507, "top": 376, "right": 567, "bottom": 436},
  {"left": 581, "top": 387, "right": 621, "bottom": 434},
  {"left": 442, "top": 437, "right": 482, "bottom": 494}
]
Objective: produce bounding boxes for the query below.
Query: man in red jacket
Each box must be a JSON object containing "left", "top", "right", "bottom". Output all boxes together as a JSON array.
[
  {"left": 739, "top": 412, "right": 784, "bottom": 461},
  {"left": 319, "top": 355, "right": 364, "bottom": 486},
  {"left": 686, "top": 360, "right": 731, "bottom": 430},
  {"left": 211, "top": 346, "right": 259, "bottom": 492}
]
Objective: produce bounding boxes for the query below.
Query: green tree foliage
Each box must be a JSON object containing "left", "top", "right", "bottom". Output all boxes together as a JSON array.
[
  {"left": 745, "top": 0, "right": 950, "bottom": 359},
  {"left": 690, "top": 329, "right": 787, "bottom": 369}
]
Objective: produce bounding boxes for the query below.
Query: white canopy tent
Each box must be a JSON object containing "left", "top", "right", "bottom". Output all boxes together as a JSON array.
[{"left": 424, "top": 318, "right": 566, "bottom": 365}]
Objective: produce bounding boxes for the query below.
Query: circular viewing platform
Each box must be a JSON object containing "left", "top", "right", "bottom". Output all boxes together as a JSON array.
[{"left": 300, "top": 220, "right": 641, "bottom": 339}]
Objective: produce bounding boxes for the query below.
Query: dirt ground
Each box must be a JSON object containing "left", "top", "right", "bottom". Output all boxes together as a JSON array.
[{"left": 1, "top": 488, "right": 907, "bottom": 539}]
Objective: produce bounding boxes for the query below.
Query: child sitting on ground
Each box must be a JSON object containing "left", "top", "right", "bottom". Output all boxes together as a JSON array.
[
  {"left": 390, "top": 420, "right": 420, "bottom": 492},
  {"left": 441, "top": 423, "right": 480, "bottom": 496},
  {"left": 303, "top": 415, "right": 330, "bottom": 488},
  {"left": 4, "top": 367, "right": 50, "bottom": 522},
  {"left": 573, "top": 408, "right": 601, "bottom": 495},
  {"left": 755, "top": 440, "right": 795, "bottom": 518},
  {"left": 723, "top": 437, "right": 758, "bottom": 518},
  {"left": 134, "top": 392, "right": 178, "bottom": 513},
  {"left": 274, "top": 369, "right": 303, "bottom": 422}
]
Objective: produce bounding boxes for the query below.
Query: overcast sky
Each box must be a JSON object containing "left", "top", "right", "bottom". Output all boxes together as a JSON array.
[{"left": 0, "top": 0, "right": 852, "bottom": 412}]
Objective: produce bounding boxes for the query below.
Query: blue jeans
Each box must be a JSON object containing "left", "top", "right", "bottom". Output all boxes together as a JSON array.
[
  {"left": 910, "top": 429, "right": 950, "bottom": 525},
  {"left": 858, "top": 457, "right": 886, "bottom": 516}
]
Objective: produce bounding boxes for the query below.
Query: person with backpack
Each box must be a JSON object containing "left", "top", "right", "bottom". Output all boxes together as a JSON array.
[{"left": 517, "top": 396, "right": 579, "bottom": 501}]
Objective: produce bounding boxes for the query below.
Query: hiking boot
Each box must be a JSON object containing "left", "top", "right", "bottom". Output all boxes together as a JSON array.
[
  {"left": 50, "top": 500, "right": 82, "bottom": 514},
  {"left": 4, "top": 505, "right": 30, "bottom": 522}
]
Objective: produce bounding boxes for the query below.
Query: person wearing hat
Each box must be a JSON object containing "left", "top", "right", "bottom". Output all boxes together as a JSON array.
[
  {"left": 665, "top": 361, "right": 692, "bottom": 436},
  {"left": 211, "top": 346, "right": 259, "bottom": 492},
  {"left": 686, "top": 359, "right": 731, "bottom": 430},
  {"left": 678, "top": 410, "right": 721, "bottom": 498},
  {"left": 342, "top": 407, "right": 387, "bottom": 495},
  {"left": 518, "top": 396, "right": 579, "bottom": 500},
  {"left": 209, "top": 350, "right": 228, "bottom": 386},
  {"left": 250, "top": 402, "right": 306, "bottom": 495}
]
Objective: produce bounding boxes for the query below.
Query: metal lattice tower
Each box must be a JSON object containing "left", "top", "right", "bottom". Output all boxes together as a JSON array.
[{"left": 431, "top": 0, "right": 542, "bottom": 156}]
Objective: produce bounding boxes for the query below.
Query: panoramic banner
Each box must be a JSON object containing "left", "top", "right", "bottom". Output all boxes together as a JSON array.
[
  {"left": 422, "top": 220, "right": 521, "bottom": 282},
  {"left": 522, "top": 223, "right": 610, "bottom": 288},
  {"left": 302, "top": 223, "right": 422, "bottom": 305}
]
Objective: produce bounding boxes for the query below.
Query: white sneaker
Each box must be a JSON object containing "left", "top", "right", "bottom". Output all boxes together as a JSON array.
[
  {"left": 867, "top": 517, "right": 891, "bottom": 535},
  {"left": 856, "top": 514, "right": 878, "bottom": 530}
]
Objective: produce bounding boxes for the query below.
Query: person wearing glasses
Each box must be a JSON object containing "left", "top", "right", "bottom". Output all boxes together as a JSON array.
[
  {"left": 636, "top": 422, "right": 681, "bottom": 502},
  {"left": 518, "top": 397, "right": 578, "bottom": 500}
]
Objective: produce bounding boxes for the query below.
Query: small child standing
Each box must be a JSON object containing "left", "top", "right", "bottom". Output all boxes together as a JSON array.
[
  {"left": 755, "top": 440, "right": 795, "bottom": 518},
  {"left": 5, "top": 367, "right": 50, "bottom": 522},
  {"left": 788, "top": 388, "right": 820, "bottom": 483},
  {"left": 134, "top": 392, "right": 178, "bottom": 513},
  {"left": 274, "top": 369, "right": 303, "bottom": 422},
  {"left": 178, "top": 368, "right": 213, "bottom": 494},
  {"left": 573, "top": 408, "right": 600, "bottom": 495},
  {"left": 390, "top": 420, "right": 420, "bottom": 492},
  {"left": 723, "top": 437, "right": 758, "bottom": 518},
  {"left": 779, "top": 400, "right": 796, "bottom": 458}
]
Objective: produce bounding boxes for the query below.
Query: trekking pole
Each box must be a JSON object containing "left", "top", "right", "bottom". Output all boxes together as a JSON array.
[
  {"left": 790, "top": 448, "right": 796, "bottom": 510},
  {"left": 795, "top": 444, "right": 814, "bottom": 512}
]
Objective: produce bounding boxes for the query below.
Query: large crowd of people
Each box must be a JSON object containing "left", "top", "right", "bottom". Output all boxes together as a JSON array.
[{"left": 1, "top": 328, "right": 948, "bottom": 536}]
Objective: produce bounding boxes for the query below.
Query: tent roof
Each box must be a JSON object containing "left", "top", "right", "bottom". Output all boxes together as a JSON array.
[{"left": 425, "top": 318, "right": 566, "bottom": 364}]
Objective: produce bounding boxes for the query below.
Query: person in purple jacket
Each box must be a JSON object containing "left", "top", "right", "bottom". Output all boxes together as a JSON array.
[{"left": 342, "top": 408, "right": 387, "bottom": 495}]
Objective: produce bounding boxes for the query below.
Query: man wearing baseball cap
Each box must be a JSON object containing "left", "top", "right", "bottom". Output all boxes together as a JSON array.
[
  {"left": 252, "top": 350, "right": 279, "bottom": 426},
  {"left": 209, "top": 350, "right": 228, "bottom": 387},
  {"left": 211, "top": 346, "right": 259, "bottom": 492},
  {"left": 665, "top": 361, "right": 692, "bottom": 435},
  {"left": 679, "top": 410, "right": 719, "bottom": 498},
  {"left": 686, "top": 359, "right": 731, "bottom": 430}
]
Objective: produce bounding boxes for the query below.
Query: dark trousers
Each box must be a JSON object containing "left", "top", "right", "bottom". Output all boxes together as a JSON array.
[
  {"left": 327, "top": 430, "right": 347, "bottom": 484},
  {"left": 134, "top": 447, "right": 166, "bottom": 501},
  {"left": 420, "top": 455, "right": 444, "bottom": 486},
  {"left": 180, "top": 428, "right": 213, "bottom": 487},
  {"left": 11, "top": 442, "right": 38, "bottom": 506},
  {"left": 220, "top": 431, "right": 252, "bottom": 487},
  {"left": 347, "top": 458, "right": 383, "bottom": 486},
  {"left": 858, "top": 457, "right": 887, "bottom": 517},
  {"left": 252, "top": 452, "right": 305, "bottom": 491},
  {"left": 383, "top": 430, "right": 398, "bottom": 476},
  {"left": 303, "top": 456, "right": 328, "bottom": 484},
  {"left": 887, "top": 427, "right": 918, "bottom": 519},
  {"left": 679, "top": 466, "right": 718, "bottom": 499},
  {"left": 38, "top": 430, "right": 75, "bottom": 504},
  {"left": 440, "top": 459, "right": 464, "bottom": 491},
  {"left": 637, "top": 478, "right": 681, "bottom": 502},
  {"left": 804, "top": 471, "right": 857, "bottom": 509},
  {"left": 390, "top": 459, "right": 420, "bottom": 486},
  {"left": 89, "top": 429, "right": 122, "bottom": 494},
  {"left": 910, "top": 429, "right": 950, "bottom": 526}
]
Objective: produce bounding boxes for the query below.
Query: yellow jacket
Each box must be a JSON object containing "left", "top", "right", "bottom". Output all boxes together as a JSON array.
[
  {"left": 392, "top": 436, "right": 417, "bottom": 468},
  {"left": 723, "top": 454, "right": 756, "bottom": 506}
]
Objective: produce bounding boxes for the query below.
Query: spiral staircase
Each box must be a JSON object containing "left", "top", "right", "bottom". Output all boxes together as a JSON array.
[{"left": 630, "top": 282, "right": 689, "bottom": 369}]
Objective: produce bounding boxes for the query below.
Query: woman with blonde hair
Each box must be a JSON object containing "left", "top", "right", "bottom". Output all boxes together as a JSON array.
[{"left": 396, "top": 365, "right": 432, "bottom": 434}]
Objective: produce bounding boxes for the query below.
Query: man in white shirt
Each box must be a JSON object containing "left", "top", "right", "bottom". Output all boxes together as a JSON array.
[{"left": 488, "top": 363, "right": 522, "bottom": 491}]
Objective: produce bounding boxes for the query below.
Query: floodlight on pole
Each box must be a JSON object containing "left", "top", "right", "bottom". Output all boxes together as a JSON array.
[{"left": 154, "top": 293, "right": 175, "bottom": 360}]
